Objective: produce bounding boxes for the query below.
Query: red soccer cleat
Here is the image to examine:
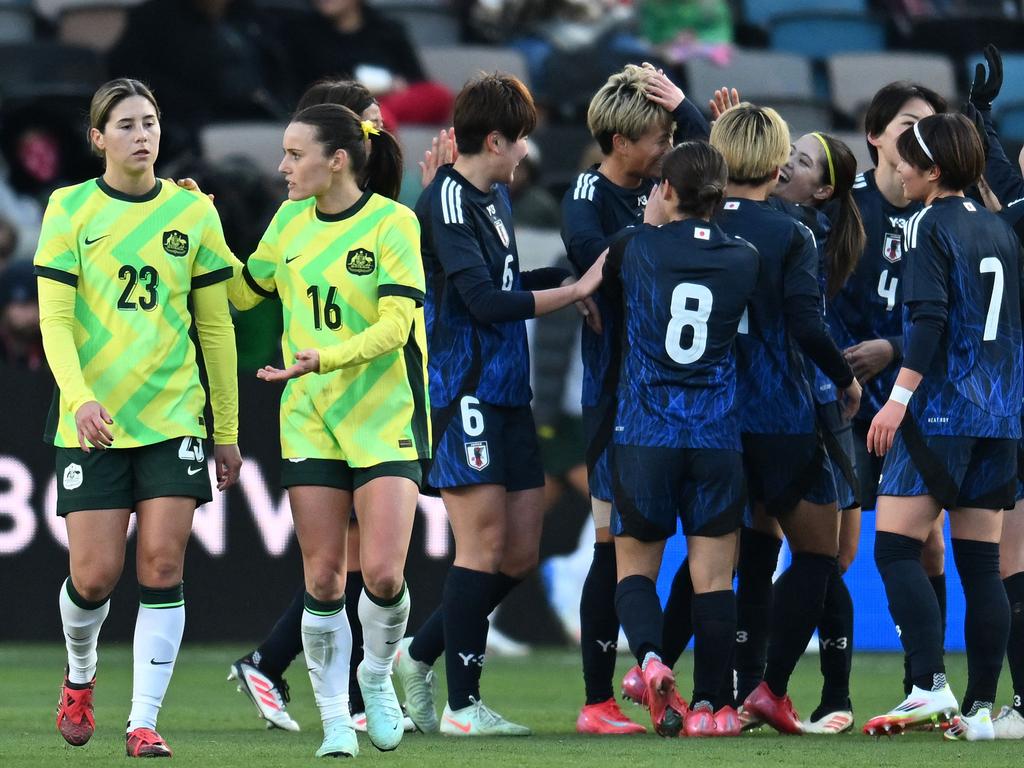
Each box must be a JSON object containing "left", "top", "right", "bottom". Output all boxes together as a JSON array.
[
  {"left": 713, "top": 705, "right": 742, "bottom": 736},
  {"left": 642, "top": 659, "right": 688, "bottom": 738},
  {"left": 684, "top": 701, "right": 717, "bottom": 737},
  {"left": 576, "top": 698, "right": 647, "bottom": 735},
  {"left": 741, "top": 681, "right": 803, "bottom": 735},
  {"left": 56, "top": 673, "right": 95, "bottom": 746},
  {"left": 126, "top": 727, "right": 172, "bottom": 757},
  {"left": 621, "top": 665, "right": 648, "bottom": 707}
]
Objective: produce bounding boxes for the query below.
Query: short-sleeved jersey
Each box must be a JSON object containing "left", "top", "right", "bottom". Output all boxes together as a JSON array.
[
  {"left": 561, "top": 167, "right": 649, "bottom": 406},
  {"left": 831, "top": 169, "right": 921, "bottom": 419},
  {"left": 715, "top": 198, "right": 820, "bottom": 434},
  {"left": 34, "top": 178, "right": 234, "bottom": 448},
  {"left": 901, "top": 197, "right": 1023, "bottom": 438},
  {"left": 610, "top": 219, "right": 760, "bottom": 449},
  {"left": 245, "top": 191, "right": 430, "bottom": 465},
  {"left": 416, "top": 165, "right": 530, "bottom": 408}
]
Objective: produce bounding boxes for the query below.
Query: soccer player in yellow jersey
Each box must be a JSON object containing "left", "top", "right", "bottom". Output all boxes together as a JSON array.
[
  {"left": 33, "top": 79, "right": 241, "bottom": 758},
  {"left": 228, "top": 103, "right": 429, "bottom": 758}
]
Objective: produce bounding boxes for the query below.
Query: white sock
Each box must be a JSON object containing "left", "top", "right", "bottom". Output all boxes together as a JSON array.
[
  {"left": 358, "top": 583, "right": 410, "bottom": 677},
  {"left": 59, "top": 578, "right": 110, "bottom": 684},
  {"left": 302, "top": 595, "right": 352, "bottom": 724},
  {"left": 128, "top": 584, "right": 185, "bottom": 731}
]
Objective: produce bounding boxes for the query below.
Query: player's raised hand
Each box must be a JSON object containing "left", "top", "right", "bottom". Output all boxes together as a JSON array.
[
  {"left": 643, "top": 181, "right": 667, "bottom": 225},
  {"left": 866, "top": 398, "right": 905, "bottom": 456},
  {"left": 709, "top": 87, "right": 740, "bottom": 121},
  {"left": 175, "top": 177, "right": 215, "bottom": 202},
  {"left": 419, "top": 127, "right": 458, "bottom": 188},
  {"left": 75, "top": 400, "right": 114, "bottom": 452},
  {"left": 213, "top": 443, "right": 242, "bottom": 490},
  {"left": 969, "top": 43, "right": 1002, "bottom": 111},
  {"left": 641, "top": 63, "right": 685, "bottom": 112},
  {"left": 257, "top": 349, "right": 320, "bottom": 382}
]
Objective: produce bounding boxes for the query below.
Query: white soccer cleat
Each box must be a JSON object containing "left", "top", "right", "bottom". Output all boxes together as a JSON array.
[
  {"left": 862, "top": 683, "right": 958, "bottom": 736},
  {"left": 356, "top": 662, "right": 405, "bottom": 751},
  {"left": 228, "top": 657, "right": 300, "bottom": 732},
  {"left": 394, "top": 638, "right": 440, "bottom": 733},
  {"left": 944, "top": 707, "right": 995, "bottom": 741},
  {"left": 440, "top": 697, "right": 531, "bottom": 736},
  {"left": 315, "top": 717, "right": 358, "bottom": 758},
  {"left": 352, "top": 709, "right": 415, "bottom": 733},
  {"left": 992, "top": 706, "right": 1024, "bottom": 739},
  {"left": 802, "top": 709, "right": 854, "bottom": 735}
]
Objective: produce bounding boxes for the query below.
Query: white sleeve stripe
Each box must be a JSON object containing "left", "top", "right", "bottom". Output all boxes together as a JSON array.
[
  {"left": 454, "top": 184, "right": 463, "bottom": 223},
  {"left": 905, "top": 207, "right": 931, "bottom": 250},
  {"left": 441, "top": 176, "right": 451, "bottom": 223},
  {"left": 573, "top": 173, "right": 597, "bottom": 201},
  {"left": 441, "top": 176, "right": 464, "bottom": 225}
]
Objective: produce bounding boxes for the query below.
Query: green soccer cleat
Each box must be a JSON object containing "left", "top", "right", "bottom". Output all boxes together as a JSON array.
[
  {"left": 394, "top": 638, "right": 439, "bottom": 733},
  {"left": 356, "top": 662, "right": 404, "bottom": 751}
]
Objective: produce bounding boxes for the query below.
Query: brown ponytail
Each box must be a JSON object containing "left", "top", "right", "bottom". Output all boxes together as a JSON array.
[{"left": 817, "top": 133, "right": 865, "bottom": 298}]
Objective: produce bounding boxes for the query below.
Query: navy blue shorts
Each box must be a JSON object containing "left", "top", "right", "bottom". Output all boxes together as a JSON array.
[
  {"left": 817, "top": 401, "right": 860, "bottom": 511},
  {"left": 427, "top": 398, "right": 545, "bottom": 492},
  {"left": 582, "top": 401, "right": 614, "bottom": 502},
  {"left": 1017, "top": 437, "right": 1024, "bottom": 502},
  {"left": 742, "top": 432, "right": 837, "bottom": 516},
  {"left": 878, "top": 421, "right": 1016, "bottom": 510},
  {"left": 610, "top": 443, "right": 746, "bottom": 542}
]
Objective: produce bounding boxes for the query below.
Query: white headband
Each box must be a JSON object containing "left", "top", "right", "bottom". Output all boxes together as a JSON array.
[{"left": 913, "top": 122, "right": 934, "bottom": 162}]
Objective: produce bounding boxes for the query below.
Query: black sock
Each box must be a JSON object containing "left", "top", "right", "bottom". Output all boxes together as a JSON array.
[
  {"left": 875, "top": 531, "right": 945, "bottom": 691},
  {"left": 345, "top": 571, "right": 365, "bottom": 712},
  {"left": 764, "top": 553, "right": 835, "bottom": 696},
  {"left": 614, "top": 575, "right": 663, "bottom": 664},
  {"left": 930, "top": 574, "right": 947, "bottom": 636},
  {"left": 691, "top": 589, "right": 736, "bottom": 708},
  {"left": 580, "top": 543, "right": 619, "bottom": 704},
  {"left": 491, "top": 572, "right": 521, "bottom": 607},
  {"left": 815, "top": 562, "right": 853, "bottom": 714},
  {"left": 1005, "top": 572, "right": 1024, "bottom": 715},
  {"left": 662, "top": 558, "right": 695, "bottom": 669},
  {"left": 443, "top": 566, "right": 499, "bottom": 710},
  {"left": 735, "top": 528, "right": 781, "bottom": 701},
  {"left": 953, "top": 539, "right": 1009, "bottom": 714},
  {"left": 254, "top": 587, "right": 305, "bottom": 680}
]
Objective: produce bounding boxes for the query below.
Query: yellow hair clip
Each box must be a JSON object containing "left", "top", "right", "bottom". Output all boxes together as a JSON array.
[{"left": 361, "top": 120, "right": 381, "bottom": 140}]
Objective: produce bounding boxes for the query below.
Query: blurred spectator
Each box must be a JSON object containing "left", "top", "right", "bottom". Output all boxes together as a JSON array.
[
  {"left": 109, "top": 0, "right": 293, "bottom": 163},
  {"left": 636, "top": 0, "right": 733, "bottom": 66},
  {"left": 285, "top": 0, "right": 453, "bottom": 128},
  {"left": 0, "top": 173, "right": 42, "bottom": 262},
  {"left": 0, "top": 260, "right": 43, "bottom": 370},
  {"left": 510, "top": 138, "right": 561, "bottom": 228}
]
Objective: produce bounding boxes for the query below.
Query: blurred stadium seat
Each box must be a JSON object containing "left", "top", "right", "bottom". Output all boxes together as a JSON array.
[
  {"left": 58, "top": 4, "right": 129, "bottom": 53},
  {"left": 200, "top": 121, "right": 285, "bottom": 178},
  {"left": 0, "top": 2, "right": 34, "bottom": 44},
  {"left": 829, "top": 129, "right": 875, "bottom": 172},
  {"left": 685, "top": 49, "right": 816, "bottom": 104},
  {"left": 0, "top": 42, "right": 106, "bottom": 99},
  {"left": 742, "top": 0, "right": 867, "bottom": 29},
  {"left": 420, "top": 45, "right": 529, "bottom": 94},
  {"left": 829, "top": 52, "right": 957, "bottom": 122},
  {"left": 376, "top": 2, "right": 460, "bottom": 47},
  {"left": 769, "top": 12, "right": 887, "bottom": 58}
]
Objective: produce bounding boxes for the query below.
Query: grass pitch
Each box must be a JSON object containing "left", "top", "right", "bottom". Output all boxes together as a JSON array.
[{"left": 0, "top": 644, "right": 1019, "bottom": 767}]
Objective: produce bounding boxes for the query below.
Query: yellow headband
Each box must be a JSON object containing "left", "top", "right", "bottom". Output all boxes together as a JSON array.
[
  {"left": 811, "top": 132, "right": 835, "bottom": 188},
  {"left": 361, "top": 120, "right": 381, "bottom": 140}
]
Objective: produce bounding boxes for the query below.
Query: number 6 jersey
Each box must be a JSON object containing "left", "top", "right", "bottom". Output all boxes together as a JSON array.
[{"left": 606, "top": 219, "right": 760, "bottom": 449}]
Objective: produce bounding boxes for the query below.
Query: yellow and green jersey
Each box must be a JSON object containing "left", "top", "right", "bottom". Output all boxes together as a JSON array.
[
  {"left": 237, "top": 191, "right": 430, "bottom": 466},
  {"left": 34, "top": 178, "right": 235, "bottom": 448}
]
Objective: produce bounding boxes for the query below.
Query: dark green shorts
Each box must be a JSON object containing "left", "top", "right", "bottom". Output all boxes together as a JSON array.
[
  {"left": 280, "top": 458, "right": 423, "bottom": 492},
  {"left": 538, "top": 414, "right": 585, "bottom": 478},
  {"left": 55, "top": 436, "right": 212, "bottom": 516}
]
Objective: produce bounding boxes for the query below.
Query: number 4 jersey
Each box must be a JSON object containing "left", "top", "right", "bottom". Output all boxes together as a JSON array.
[
  {"left": 240, "top": 191, "right": 430, "bottom": 465},
  {"left": 901, "top": 197, "right": 1023, "bottom": 438},
  {"left": 34, "top": 178, "right": 235, "bottom": 448},
  {"left": 608, "top": 219, "right": 760, "bottom": 449}
]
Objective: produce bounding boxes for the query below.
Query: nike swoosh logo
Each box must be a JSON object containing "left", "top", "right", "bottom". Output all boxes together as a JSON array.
[
  {"left": 284, "top": 254, "right": 304, "bottom": 264},
  {"left": 84, "top": 235, "right": 109, "bottom": 245},
  {"left": 599, "top": 716, "right": 634, "bottom": 727},
  {"left": 444, "top": 716, "right": 471, "bottom": 733},
  {"left": 150, "top": 659, "right": 174, "bottom": 665},
  {"left": 187, "top": 467, "right": 203, "bottom": 476}
]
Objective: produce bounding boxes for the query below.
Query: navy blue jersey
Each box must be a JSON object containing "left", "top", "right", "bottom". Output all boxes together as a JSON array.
[
  {"left": 902, "top": 197, "right": 1023, "bottom": 438},
  {"left": 1000, "top": 196, "right": 1024, "bottom": 241},
  {"left": 771, "top": 197, "right": 839, "bottom": 406},
  {"left": 561, "top": 167, "right": 650, "bottom": 406},
  {"left": 831, "top": 170, "right": 920, "bottom": 420},
  {"left": 715, "top": 198, "right": 820, "bottom": 434},
  {"left": 608, "top": 219, "right": 759, "bottom": 449},
  {"left": 416, "top": 165, "right": 530, "bottom": 408}
]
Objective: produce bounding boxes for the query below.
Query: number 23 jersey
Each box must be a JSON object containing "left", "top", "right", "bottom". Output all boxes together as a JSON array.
[
  {"left": 243, "top": 191, "right": 429, "bottom": 465},
  {"left": 33, "top": 178, "right": 234, "bottom": 448}
]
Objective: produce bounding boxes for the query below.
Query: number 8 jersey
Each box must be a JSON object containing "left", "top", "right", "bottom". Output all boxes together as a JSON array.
[
  {"left": 607, "top": 219, "right": 760, "bottom": 449},
  {"left": 33, "top": 178, "right": 235, "bottom": 448},
  {"left": 901, "top": 197, "right": 1023, "bottom": 438}
]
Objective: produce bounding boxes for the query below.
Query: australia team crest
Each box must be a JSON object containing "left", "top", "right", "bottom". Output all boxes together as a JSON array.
[
  {"left": 162, "top": 230, "right": 189, "bottom": 257},
  {"left": 465, "top": 440, "right": 490, "bottom": 471},
  {"left": 882, "top": 232, "right": 902, "bottom": 263}
]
